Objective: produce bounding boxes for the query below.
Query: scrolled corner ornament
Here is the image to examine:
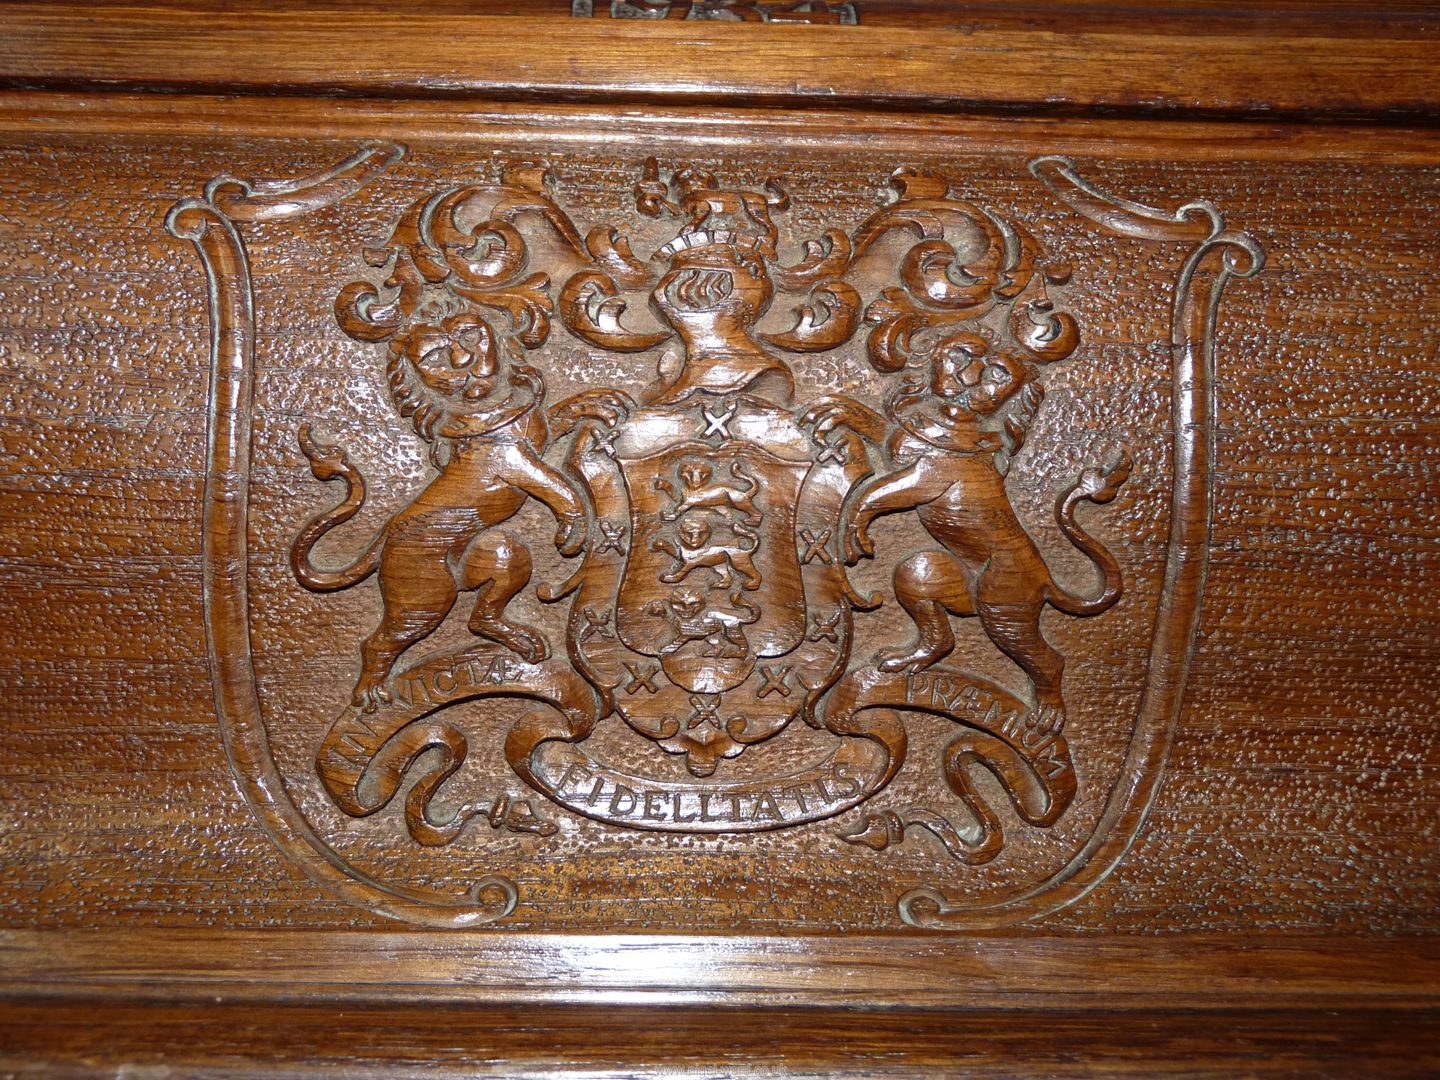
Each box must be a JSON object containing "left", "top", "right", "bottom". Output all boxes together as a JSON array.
[{"left": 174, "top": 143, "right": 1260, "bottom": 929}]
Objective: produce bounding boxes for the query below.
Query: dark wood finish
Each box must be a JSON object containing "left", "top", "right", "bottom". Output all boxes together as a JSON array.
[
  {"left": 5, "top": 1000, "right": 1440, "bottom": 1078},
  {"left": 3, "top": 4, "right": 1439, "bottom": 120},
  {"left": 0, "top": 4, "right": 1436, "bottom": 1074},
  {"left": 2, "top": 94, "right": 1431, "bottom": 935},
  {"left": 6, "top": 931, "right": 1440, "bottom": 1009}
]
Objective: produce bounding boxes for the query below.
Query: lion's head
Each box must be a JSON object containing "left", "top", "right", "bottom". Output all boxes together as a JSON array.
[
  {"left": 679, "top": 460, "right": 713, "bottom": 490},
  {"left": 670, "top": 590, "right": 705, "bottom": 619},
  {"left": 924, "top": 333, "right": 1025, "bottom": 421},
  {"left": 678, "top": 519, "right": 713, "bottom": 550},
  {"left": 386, "top": 312, "right": 541, "bottom": 443},
  {"left": 890, "top": 331, "right": 1044, "bottom": 470}
]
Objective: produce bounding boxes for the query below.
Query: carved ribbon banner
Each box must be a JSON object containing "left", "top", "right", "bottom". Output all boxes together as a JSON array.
[
  {"left": 829, "top": 665, "right": 1076, "bottom": 866},
  {"left": 171, "top": 143, "right": 1260, "bottom": 929}
]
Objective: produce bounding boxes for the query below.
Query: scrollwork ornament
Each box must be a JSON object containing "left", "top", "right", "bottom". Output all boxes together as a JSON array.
[{"left": 180, "top": 144, "right": 1259, "bottom": 931}]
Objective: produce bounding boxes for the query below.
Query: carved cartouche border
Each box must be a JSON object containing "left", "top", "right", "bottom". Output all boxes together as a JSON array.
[
  {"left": 898, "top": 157, "right": 1264, "bottom": 927},
  {"left": 167, "top": 141, "right": 522, "bottom": 928},
  {"left": 170, "top": 144, "right": 1261, "bottom": 931}
]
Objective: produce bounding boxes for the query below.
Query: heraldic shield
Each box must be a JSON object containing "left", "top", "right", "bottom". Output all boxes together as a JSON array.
[{"left": 168, "top": 142, "right": 1261, "bottom": 929}]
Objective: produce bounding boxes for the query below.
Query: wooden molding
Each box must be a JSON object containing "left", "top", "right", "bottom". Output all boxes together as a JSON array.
[
  {"left": 4, "top": 997, "right": 1437, "bottom": 1077},
  {"left": 2, "top": 5, "right": 1438, "bottom": 120},
  {"left": 7, "top": 931, "right": 1440, "bottom": 1009}
]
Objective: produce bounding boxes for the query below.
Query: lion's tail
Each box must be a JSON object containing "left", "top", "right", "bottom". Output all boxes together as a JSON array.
[
  {"left": 289, "top": 424, "right": 383, "bottom": 593},
  {"left": 728, "top": 591, "right": 761, "bottom": 626},
  {"left": 1045, "top": 449, "right": 1132, "bottom": 617},
  {"left": 731, "top": 459, "right": 758, "bottom": 495}
]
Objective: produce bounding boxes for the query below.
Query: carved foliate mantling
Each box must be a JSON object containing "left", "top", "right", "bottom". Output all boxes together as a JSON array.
[
  {"left": 333, "top": 168, "right": 573, "bottom": 452},
  {"left": 854, "top": 168, "right": 1079, "bottom": 377},
  {"left": 290, "top": 156, "right": 1134, "bottom": 903}
]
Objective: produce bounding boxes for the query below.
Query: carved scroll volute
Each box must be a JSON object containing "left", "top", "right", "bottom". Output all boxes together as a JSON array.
[
  {"left": 1008, "top": 264, "right": 1081, "bottom": 363},
  {"left": 431, "top": 205, "right": 528, "bottom": 287},
  {"left": 560, "top": 269, "right": 671, "bottom": 352},
  {"left": 760, "top": 280, "right": 862, "bottom": 352},
  {"left": 898, "top": 238, "right": 995, "bottom": 310},
  {"left": 334, "top": 247, "right": 423, "bottom": 343},
  {"left": 335, "top": 178, "right": 566, "bottom": 354},
  {"left": 769, "top": 228, "right": 853, "bottom": 289},
  {"left": 845, "top": 167, "right": 1079, "bottom": 375},
  {"left": 585, "top": 225, "right": 654, "bottom": 287}
]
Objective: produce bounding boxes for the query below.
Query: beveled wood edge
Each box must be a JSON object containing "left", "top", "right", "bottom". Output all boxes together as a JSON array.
[
  {"left": 2, "top": 5, "right": 1438, "bottom": 122},
  {"left": 5, "top": 998, "right": 1439, "bottom": 1079},
  {"left": 3, "top": 91, "right": 1440, "bottom": 164},
  {"left": 3, "top": 932, "right": 1438, "bottom": 1009}
]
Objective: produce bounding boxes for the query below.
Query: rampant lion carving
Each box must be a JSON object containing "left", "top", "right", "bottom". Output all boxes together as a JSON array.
[
  {"left": 811, "top": 331, "right": 1130, "bottom": 734},
  {"left": 165, "top": 140, "right": 1263, "bottom": 931},
  {"left": 285, "top": 156, "right": 1153, "bottom": 886},
  {"left": 290, "top": 310, "right": 625, "bottom": 710}
]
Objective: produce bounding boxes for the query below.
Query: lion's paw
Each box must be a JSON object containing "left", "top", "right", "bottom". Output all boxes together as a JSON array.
[
  {"left": 798, "top": 396, "right": 887, "bottom": 441},
  {"left": 799, "top": 401, "right": 846, "bottom": 437},
  {"left": 556, "top": 517, "right": 587, "bottom": 557},
  {"left": 1029, "top": 703, "right": 1066, "bottom": 736},
  {"left": 877, "top": 645, "right": 946, "bottom": 673},
  {"left": 511, "top": 627, "right": 551, "bottom": 665},
  {"left": 351, "top": 680, "right": 393, "bottom": 714},
  {"left": 552, "top": 389, "right": 634, "bottom": 433},
  {"left": 587, "top": 389, "right": 634, "bottom": 426},
  {"left": 844, "top": 522, "right": 874, "bottom": 564}
]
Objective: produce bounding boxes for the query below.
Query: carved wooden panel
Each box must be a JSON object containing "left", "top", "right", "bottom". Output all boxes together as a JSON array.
[
  {"left": 0, "top": 37, "right": 1438, "bottom": 1080},
  {"left": 154, "top": 138, "right": 1267, "bottom": 932},
  {"left": 8, "top": 102, "right": 1437, "bottom": 944},
  {"left": 2, "top": 0, "right": 1439, "bottom": 1066}
]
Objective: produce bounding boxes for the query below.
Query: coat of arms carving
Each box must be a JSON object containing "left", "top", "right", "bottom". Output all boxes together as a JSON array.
[{"left": 168, "top": 143, "right": 1260, "bottom": 929}]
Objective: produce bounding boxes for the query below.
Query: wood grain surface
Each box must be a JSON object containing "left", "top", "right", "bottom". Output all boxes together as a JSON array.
[
  {"left": 14, "top": 0, "right": 1440, "bottom": 35},
  {"left": 6, "top": 931, "right": 1440, "bottom": 1008},
  {"left": 3, "top": 4, "right": 1439, "bottom": 120},
  {"left": 4, "top": 999, "right": 1440, "bottom": 1078},
  {"left": 1, "top": 95, "right": 1433, "bottom": 938},
  {"left": 0, "top": 4, "right": 1436, "bottom": 1074}
]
